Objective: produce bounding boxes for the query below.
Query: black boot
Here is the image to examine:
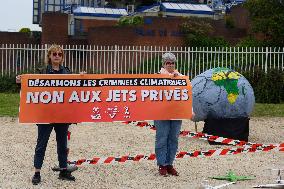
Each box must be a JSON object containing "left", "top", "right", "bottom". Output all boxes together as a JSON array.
[
  {"left": 58, "top": 169, "right": 75, "bottom": 181},
  {"left": 32, "top": 173, "right": 41, "bottom": 185}
]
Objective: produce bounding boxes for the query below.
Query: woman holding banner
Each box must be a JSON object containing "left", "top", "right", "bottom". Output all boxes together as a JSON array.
[
  {"left": 154, "top": 52, "right": 183, "bottom": 176},
  {"left": 16, "top": 44, "right": 76, "bottom": 185}
]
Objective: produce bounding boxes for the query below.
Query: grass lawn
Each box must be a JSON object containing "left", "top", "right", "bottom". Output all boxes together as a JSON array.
[
  {"left": 0, "top": 93, "right": 283, "bottom": 117},
  {"left": 251, "top": 103, "right": 284, "bottom": 117},
  {"left": 0, "top": 93, "right": 20, "bottom": 117}
]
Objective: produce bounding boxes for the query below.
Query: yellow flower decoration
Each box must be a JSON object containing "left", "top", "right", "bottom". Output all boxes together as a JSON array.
[
  {"left": 212, "top": 73, "right": 226, "bottom": 81},
  {"left": 219, "top": 72, "right": 226, "bottom": 79},
  {"left": 227, "top": 93, "right": 238, "bottom": 104},
  {"left": 228, "top": 72, "right": 241, "bottom": 80}
]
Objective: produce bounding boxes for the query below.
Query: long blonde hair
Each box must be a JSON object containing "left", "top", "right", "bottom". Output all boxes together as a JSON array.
[{"left": 44, "top": 44, "right": 65, "bottom": 65}]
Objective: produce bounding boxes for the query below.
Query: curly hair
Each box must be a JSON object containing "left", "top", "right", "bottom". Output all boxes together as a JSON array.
[
  {"left": 44, "top": 44, "right": 65, "bottom": 65},
  {"left": 162, "top": 52, "right": 176, "bottom": 64}
]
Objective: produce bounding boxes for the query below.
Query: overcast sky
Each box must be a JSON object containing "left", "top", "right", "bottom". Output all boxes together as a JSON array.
[{"left": 0, "top": 0, "right": 41, "bottom": 32}]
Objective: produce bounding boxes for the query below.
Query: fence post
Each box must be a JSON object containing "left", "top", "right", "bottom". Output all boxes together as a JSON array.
[
  {"left": 265, "top": 46, "right": 268, "bottom": 73},
  {"left": 44, "top": 44, "right": 48, "bottom": 66},
  {"left": 113, "top": 45, "right": 117, "bottom": 74}
]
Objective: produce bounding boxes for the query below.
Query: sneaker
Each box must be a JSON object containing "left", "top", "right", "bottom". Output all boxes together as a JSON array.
[
  {"left": 167, "top": 165, "right": 179, "bottom": 176},
  {"left": 158, "top": 165, "right": 168, "bottom": 176},
  {"left": 58, "top": 170, "right": 75, "bottom": 181},
  {"left": 52, "top": 165, "right": 78, "bottom": 172},
  {"left": 32, "top": 174, "right": 41, "bottom": 185}
]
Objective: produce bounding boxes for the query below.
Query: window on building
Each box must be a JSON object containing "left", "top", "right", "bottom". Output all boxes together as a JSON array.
[
  {"left": 74, "top": 19, "right": 82, "bottom": 35},
  {"left": 55, "top": 5, "right": 61, "bottom": 11},
  {"left": 33, "top": 0, "right": 40, "bottom": 24},
  {"left": 91, "top": 0, "right": 95, "bottom": 7},
  {"left": 45, "top": 0, "right": 65, "bottom": 12},
  {"left": 48, "top": 5, "right": 53, "bottom": 11},
  {"left": 33, "top": 16, "right": 38, "bottom": 24}
]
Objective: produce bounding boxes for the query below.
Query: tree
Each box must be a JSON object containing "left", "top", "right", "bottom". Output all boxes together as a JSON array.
[
  {"left": 236, "top": 36, "right": 264, "bottom": 47},
  {"left": 19, "top": 28, "right": 32, "bottom": 37},
  {"left": 117, "top": 16, "right": 143, "bottom": 26},
  {"left": 244, "top": 0, "right": 284, "bottom": 46},
  {"left": 180, "top": 17, "right": 213, "bottom": 37},
  {"left": 180, "top": 17, "right": 229, "bottom": 47},
  {"left": 19, "top": 27, "right": 31, "bottom": 33}
]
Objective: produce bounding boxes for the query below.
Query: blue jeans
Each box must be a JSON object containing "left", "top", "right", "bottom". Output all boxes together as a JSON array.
[
  {"left": 34, "top": 124, "right": 69, "bottom": 169},
  {"left": 154, "top": 120, "right": 182, "bottom": 166}
]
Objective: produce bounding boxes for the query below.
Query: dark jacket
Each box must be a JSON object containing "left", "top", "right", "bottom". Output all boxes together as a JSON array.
[{"left": 37, "top": 64, "right": 71, "bottom": 74}]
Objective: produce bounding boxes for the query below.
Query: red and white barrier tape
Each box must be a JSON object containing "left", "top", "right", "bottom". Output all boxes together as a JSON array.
[
  {"left": 124, "top": 121, "right": 284, "bottom": 148},
  {"left": 68, "top": 145, "right": 283, "bottom": 166},
  {"left": 66, "top": 121, "right": 283, "bottom": 166},
  {"left": 124, "top": 121, "right": 156, "bottom": 130}
]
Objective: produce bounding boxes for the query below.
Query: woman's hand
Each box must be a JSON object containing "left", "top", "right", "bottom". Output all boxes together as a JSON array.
[
  {"left": 191, "top": 111, "right": 195, "bottom": 121},
  {"left": 16, "top": 75, "right": 22, "bottom": 84},
  {"left": 171, "top": 72, "right": 180, "bottom": 77},
  {"left": 173, "top": 73, "right": 179, "bottom": 77}
]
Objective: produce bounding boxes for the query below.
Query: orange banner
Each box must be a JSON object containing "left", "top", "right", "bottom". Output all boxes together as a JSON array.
[{"left": 19, "top": 74, "right": 192, "bottom": 123}]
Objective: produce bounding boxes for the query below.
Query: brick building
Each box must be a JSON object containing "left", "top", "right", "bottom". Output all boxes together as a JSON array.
[{"left": 0, "top": 0, "right": 250, "bottom": 46}]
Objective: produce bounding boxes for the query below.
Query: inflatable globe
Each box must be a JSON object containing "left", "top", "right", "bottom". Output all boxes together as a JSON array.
[{"left": 191, "top": 67, "right": 255, "bottom": 122}]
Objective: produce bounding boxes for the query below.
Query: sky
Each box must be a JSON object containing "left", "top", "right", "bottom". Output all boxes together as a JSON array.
[{"left": 0, "top": 0, "right": 41, "bottom": 32}]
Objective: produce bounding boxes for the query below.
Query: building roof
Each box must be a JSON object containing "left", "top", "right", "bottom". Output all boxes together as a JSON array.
[
  {"left": 73, "top": 7, "right": 128, "bottom": 18},
  {"left": 235, "top": 0, "right": 246, "bottom": 3},
  {"left": 161, "top": 2, "right": 214, "bottom": 15},
  {"left": 73, "top": 3, "right": 214, "bottom": 19},
  {"left": 136, "top": 4, "right": 160, "bottom": 13}
]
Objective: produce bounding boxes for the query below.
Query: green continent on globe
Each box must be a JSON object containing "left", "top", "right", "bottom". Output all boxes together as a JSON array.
[{"left": 211, "top": 68, "right": 241, "bottom": 104}]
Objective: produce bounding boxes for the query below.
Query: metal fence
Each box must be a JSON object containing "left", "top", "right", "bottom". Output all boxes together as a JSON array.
[{"left": 0, "top": 44, "right": 283, "bottom": 77}]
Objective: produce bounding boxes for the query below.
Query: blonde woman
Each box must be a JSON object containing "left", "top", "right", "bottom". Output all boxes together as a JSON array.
[{"left": 16, "top": 45, "right": 76, "bottom": 185}]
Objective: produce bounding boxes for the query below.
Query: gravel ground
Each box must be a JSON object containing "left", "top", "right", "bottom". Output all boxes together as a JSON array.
[{"left": 0, "top": 117, "right": 283, "bottom": 189}]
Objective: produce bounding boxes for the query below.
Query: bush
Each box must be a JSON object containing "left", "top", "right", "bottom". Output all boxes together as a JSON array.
[
  {"left": 186, "top": 34, "right": 230, "bottom": 47},
  {"left": 241, "top": 68, "right": 284, "bottom": 103},
  {"left": 19, "top": 28, "right": 31, "bottom": 36},
  {"left": 132, "top": 16, "right": 143, "bottom": 25},
  {"left": 117, "top": 16, "right": 144, "bottom": 26},
  {"left": 180, "top": 17, "right": 230, "bottom": 47},
  {"left": 236, "top": 36, "right": 264, "bottom": 47},
  {"left": 0, "top": 75, "right": 20, "bottom": 93},
  {"left": 19, "top": 27, "right": 31, "bottom": 33},
  {"left": 117, "top": 17, "right": 129, "bottom": 26},
  {"left": 32, "top": 31, "right": 42, "bottom": 43}
]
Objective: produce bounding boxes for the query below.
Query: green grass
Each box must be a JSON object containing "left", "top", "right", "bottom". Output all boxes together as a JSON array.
[
  {"left": 251, "top": 103, "right": 284, "bottom": 117},
  {"left": 0, "top": 93, "right": 283, "bottom": 117},
  {"left": 0, "top": 93, "right": 20, "bottom": 117}
]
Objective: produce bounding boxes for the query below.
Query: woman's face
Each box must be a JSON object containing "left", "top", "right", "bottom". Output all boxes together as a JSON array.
[
  {"left": 49, "top": 50, "right": 63, "bottom": 65},
  {"left": 163, "top": 61, "right": 175, "bottom": 73}
]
